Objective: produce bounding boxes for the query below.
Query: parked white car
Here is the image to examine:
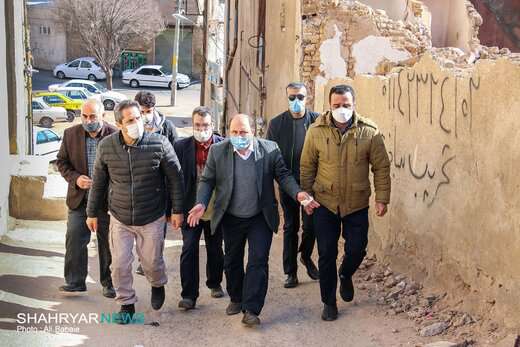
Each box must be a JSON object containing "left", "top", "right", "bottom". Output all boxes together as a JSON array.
[
  {"left": 32, "top": 97, "right": 70, "bottom": 128},
  {"left": 122, "top": 65, "right": 191, "bottom": 89},
  {"left": 34, "top": 127, "right": 62, "bottom": 162},
  {"left": 53, "top": 57, "right": 106, "bottom": 81},
  {"left": 48, "top": 80, "right": 127, "bottom": 111}
]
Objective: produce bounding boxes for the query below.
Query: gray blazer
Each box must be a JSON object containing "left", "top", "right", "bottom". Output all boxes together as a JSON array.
[{"left": 197, "top": 138, "right": 302, "bottom": 234}]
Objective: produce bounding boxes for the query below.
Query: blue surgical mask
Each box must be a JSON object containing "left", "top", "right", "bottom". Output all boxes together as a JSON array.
[
  {"left": 230, "top": 136, "right": 252, "bottom": 150},
  {"left": 82, "top": 120, "right": 101, "bottom": 133},
  {"left": 289, "top": 99, "right": 304, "bottom": 114}
]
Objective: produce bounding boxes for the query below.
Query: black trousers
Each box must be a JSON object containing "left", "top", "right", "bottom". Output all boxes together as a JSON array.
[
  {"left": 279, "top": 189, "right": 316, "bottom": 275},
  {"left": 314, "top": 206, "right": 369, "bottom": 305},
  {"left": 222, "top": 213, "right": 273, "bottom": 316},
  {"left": 180, "top": 220, "right": 224, "bottom": 300},
  {"left": 64, "top": 201, "right": 112, "bottom": 288}
]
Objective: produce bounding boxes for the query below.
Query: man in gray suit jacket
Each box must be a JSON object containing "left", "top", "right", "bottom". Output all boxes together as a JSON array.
[{"left": 188, "top": 114, "right": 319, "bottom": 327}]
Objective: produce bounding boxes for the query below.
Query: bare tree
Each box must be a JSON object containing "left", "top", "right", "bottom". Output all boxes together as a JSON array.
[{"left": 57, "top": 0, "right": 164, "bottom": 89}]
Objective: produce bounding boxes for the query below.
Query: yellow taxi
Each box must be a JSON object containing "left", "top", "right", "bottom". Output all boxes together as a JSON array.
[{"left": 34, "top": 92, "right": 83, "bottom": 119}]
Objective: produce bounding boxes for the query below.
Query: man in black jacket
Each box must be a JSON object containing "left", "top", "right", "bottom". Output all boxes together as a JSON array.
[
  {"left": 86, "top": 100, "right": 184, "bottom": 324},
  {"left": 266, "top": 82, "right": 320, "bottom": 288},
  {"left": 134, "top": 90, "right": 178, "bottom": 276},
  {"left": 174, "top": 106, "right": 225, "bottom": 310}
]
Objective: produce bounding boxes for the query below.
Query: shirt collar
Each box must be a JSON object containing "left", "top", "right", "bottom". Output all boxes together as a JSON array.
[{"left": 233, "top": 139, "right": 254, "bottom": 160}]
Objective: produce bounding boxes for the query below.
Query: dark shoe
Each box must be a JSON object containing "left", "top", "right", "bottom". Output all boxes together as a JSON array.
[
  {"left": 226, "top": 301, "right": 242, "bottom": 315},
  {"left": 242, "top": 311, "right": 261, "bottom": 326},
  {"left": 321, "top": 304, "right": 338, "bottom": 321},
  {"left": 210, "top": 286, "right": 225, "bottom": 298},
  {"left": 178, "top": 298, "right": 196, "bottom": 310},
  {"left": 300, "top": 256, "right": 320, "bottom": 280},
  {"left": 102, "top": 286, "right": 116, "bottom": 299},
  {"left": 114, "top": 304, "right": 135, "bottom": 325},
  {"left": 59, "top": 284, "right": 86, "bottom": 294},
  {"left": 284, "top": 274, "right": 299, "bottom": 288},
  {"left": 151, "top": 286, "right": 165, "bottom": 310},
  {"left": 135, "top": 264, "right": 144, "bottom": 276},
  {"left": 339, "top": 275, "right": 354, "bottom": 302}
]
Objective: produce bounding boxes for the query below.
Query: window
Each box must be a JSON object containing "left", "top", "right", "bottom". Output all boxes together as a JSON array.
[
  {"left": 36, "top": 131, "right": 47, "bottom": 144},
  {"left": 150, "top": 69, "right": 163, "bottom": 76},
  {"left": 83, "top": 84, "right": 97, "bottom": 93},
  {"left": 80, "top": 61, "right": 92, "bottom": 68},
  {"left": 44, "top": 95, "right": 63, "bottom": 104},
  {"left": 67, "top": 91, "right": 83, "bottom": 100},
  {"left": 137, "top": 68, "right": 151, "bottom": 75},
  {"left": 68, "top": 83, "right": 81, "bottom": 87},
  {"left": 44, "top": 130, "right": 60, "bottom": 142},
  {"left": 68, "top": 60, "right": 80, "bottom": 68},
  {"left": 32, "top": 101, "right": 43, "bottom": 110}
]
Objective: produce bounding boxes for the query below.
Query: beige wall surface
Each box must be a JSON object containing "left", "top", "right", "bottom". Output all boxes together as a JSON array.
[{"left": 318, "top": 54, "right": 520, "bottom": 327}]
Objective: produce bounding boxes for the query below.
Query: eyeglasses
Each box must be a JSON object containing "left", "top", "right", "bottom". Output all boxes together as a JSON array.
[{"left": 288, "top": 94, "right": 305, "bottom": 101}]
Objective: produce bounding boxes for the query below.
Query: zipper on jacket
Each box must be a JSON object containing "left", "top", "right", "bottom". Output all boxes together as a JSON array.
[
  {"left": 326, "top": 138, "right": 330, "bottom": 161},
  {"left": 127, "top": 146, "right": 135, "bottom": 225},
  {"left": 354, "top": 130, "right": 359, "bottom": 162},
  {"left": 290, "top": 120, "right": 295, "bottom": 171}
]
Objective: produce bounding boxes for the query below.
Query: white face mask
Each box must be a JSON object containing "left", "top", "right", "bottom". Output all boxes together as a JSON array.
[
  {"left": 126, "top": 120, "right": 144, "bottom": 139},
  {"left": 193, "top": 129, "right": 212, "bottom": 143},
  {"left": 332, "top": 107, "right": 353, "bottom": 123},
  {"left": 144, "top": 111, "right": 155, "bottom": 125}
]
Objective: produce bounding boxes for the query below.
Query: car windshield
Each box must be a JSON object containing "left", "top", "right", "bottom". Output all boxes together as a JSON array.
[
  {"left": 37, "top": 100, "right": 50, "bottom": 109},
  {"left": 159, "top": 67, "right": 171, "bottom": 75},
  {"left": 82, "top": 89, "right": 94, "bottom": 97},
  {"left": 93, "top": 83, "right": 107, "bottom": 92}
]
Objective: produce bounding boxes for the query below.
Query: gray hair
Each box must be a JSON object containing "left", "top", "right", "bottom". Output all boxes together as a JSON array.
[
  {"left": 82, "top": 97, "right": 104, "bottom": 115},
  {"left": 114, "top": 100, "right": 140, "bottom": 123},
  {"left": 192, "top": 106, "right": 212, "bottom": 119}
]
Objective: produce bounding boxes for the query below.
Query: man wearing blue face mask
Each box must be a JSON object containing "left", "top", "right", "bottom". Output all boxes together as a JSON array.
[
  {"left": 266, "top": 82, "right": 320, "bottom": 289},
  {"left": 56, "top": 98, "right": 117, "bottom": 298},
  {"left": 188, "top": 114, "right": 320, "bottom": 327}
]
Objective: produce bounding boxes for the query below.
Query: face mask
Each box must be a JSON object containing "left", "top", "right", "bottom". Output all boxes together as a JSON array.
[
  {"left": 332, "top": 107, "right": 353, "bottom": 123},
  {"left": 230, "top": 135, "right": 252, "bottom": 151},
  {"left": 289, "top": 99, "right": 304, "bottom": 114},
  {"left": 126, "top": 120, "right": 144, "bottom": 140},
  {"left": 143, "top": 111, "right": 155, "bottom": 125},
  {"left": 194, "top": 129, "right": 212, "bottom": 143},
  {"left": 82, "top": 120, "right": 101, "bottom": 133}
]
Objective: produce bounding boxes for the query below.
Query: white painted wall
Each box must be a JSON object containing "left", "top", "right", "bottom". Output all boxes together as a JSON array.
[
  {"left": 351, "top": 35, "right": 411, "bottom": 74},
  {"left": 0, "top": 1, "right": 11, "bottom": 236}
]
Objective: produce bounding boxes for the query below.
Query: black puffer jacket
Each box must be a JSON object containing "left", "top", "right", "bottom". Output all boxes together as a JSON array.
[{"left": 87, "top": 131, "right": 185, "bottom": 226}]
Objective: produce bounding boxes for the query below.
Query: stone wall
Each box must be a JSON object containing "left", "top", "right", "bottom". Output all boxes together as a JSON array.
[
  {"left": 301, "top": 1, "right": 431, "bottom": 108},
  {"left": 316, "top": 53, "right": 520, "bottom": 328}
]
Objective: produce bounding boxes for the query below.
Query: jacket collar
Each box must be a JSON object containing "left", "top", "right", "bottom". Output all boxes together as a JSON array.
[{"left": 283, "top": 109, "right": 313, "bottom": 129}]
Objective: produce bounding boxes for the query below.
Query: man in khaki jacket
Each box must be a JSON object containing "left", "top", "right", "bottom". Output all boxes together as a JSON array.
[{"left": 300, "top": 84, "right": 391, "bottom": 321}]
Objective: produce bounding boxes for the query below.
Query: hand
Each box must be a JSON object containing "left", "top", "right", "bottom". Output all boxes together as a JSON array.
[
  {"left": 304, "top": 205, "right": 315, "bottom": 215},
  {"left": 297, "top": 191, "right": 320, "bottom": 210},
  {"left": 76, "top": 175, "right": 92, "bottom": 190},
  {"left": 187, "top": 204, "right": 205, "bottom": 227},
  {"left": 375, "top": 202, "right": 388, "bottom": 217},
  {"left": 86, "top": 217, "right": 98, "bottom": 233},
  {"left": 171, "top": 214, "right": 184, "bottom": 230}
]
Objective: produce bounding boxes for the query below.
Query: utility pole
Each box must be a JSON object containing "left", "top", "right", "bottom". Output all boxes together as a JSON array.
[{"left": 170, "top": 0, "right": 182, "bottom": 106}]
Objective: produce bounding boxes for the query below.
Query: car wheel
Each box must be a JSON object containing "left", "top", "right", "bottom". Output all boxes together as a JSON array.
[
  {"left": 40, "top": 117, "right": 53, "bottom": 128},
  {"left": 88, "top": 74, "right": 97, "bottom": 81},
  {"left": 130, "top": 79, "right": 139, "bottom": 88},
  {"left": 56, "top": 71, "right": 65, "bottom": 79},
  {"left": 103, "top": 99, "right": 115, "bottom": 111},
  {"left": 66, "top": 111, "right": 75, "bottom": 122}
]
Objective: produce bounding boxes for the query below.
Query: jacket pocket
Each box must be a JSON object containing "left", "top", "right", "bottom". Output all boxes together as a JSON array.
[{"left": 350, "top": 181, "right": 371, "bottom": 209}]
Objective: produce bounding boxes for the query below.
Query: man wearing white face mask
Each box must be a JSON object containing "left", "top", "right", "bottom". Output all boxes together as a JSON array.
[
  {"left": 173, "top": 106, "right": 225, "bottom": 310},
  {"left": 134, "top": 91, "right": 178, "bottom": 144},
  {"left": 86, "top": 100, "right": 185, "bottom": 323},
  {"left": 300, "top": 84, "right": 391, "bottom": 321},
  {"left": 267, "top": 82, "right": 320, "bottom": 289},
  {"left": 134, "top": 91, "right": 178, "bottom": 276}
]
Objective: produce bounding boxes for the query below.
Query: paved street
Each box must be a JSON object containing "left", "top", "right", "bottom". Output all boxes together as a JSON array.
[
  {"left": 33, "top": 70, "right": 201, "bottom": 138},
  {"left": 0, "top": 219, "right": 430, "bottom": 347}
]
